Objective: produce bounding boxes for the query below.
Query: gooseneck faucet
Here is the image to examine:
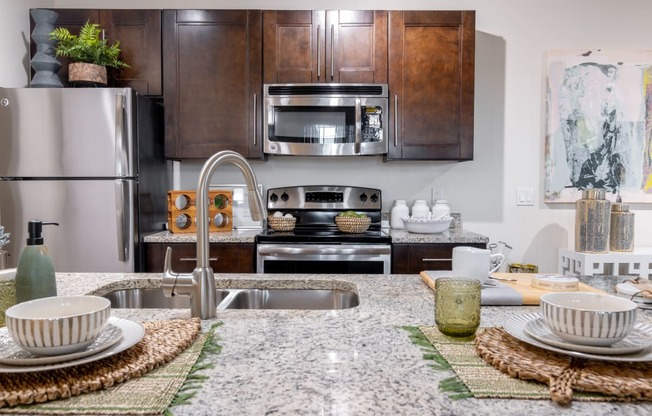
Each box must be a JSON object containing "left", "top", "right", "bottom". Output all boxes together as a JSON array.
[{"left": 162, "top": 151, "right": 266, "bottom": 319}]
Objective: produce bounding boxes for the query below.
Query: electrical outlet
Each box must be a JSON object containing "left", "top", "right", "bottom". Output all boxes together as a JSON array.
[{"left": 432, "top": 188, "right": 443, "bottom": 201}]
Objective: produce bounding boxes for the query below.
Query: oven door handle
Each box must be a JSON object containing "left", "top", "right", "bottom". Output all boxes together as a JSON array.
[{"left": 257, "top": 245, "right": 391, "bottom": 256}]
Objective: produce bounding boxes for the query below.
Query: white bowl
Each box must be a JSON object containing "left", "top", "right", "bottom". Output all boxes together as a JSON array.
[
  {"left": 540, "top": 292, "right": 638, "bottom": 347},
  {"left": 5, "top": 295, "right": 111, "bottom": 356},
  {"left": 401, "top": 216, "right": 452, "bottom": 234}
]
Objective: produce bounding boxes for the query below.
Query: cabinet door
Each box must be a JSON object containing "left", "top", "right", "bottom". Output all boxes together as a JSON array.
[
  {"left": 326, "top": 10, "right": 387, "bottom": 83},
  {"left": 100, "top": 10, "right": 162, "bottom": 95},
  {"left": 263, "top": 10, "right": 387, "bottom": 84},
  {"left": 391, "top": 243, "right": 409, "bottom": 274},
  {"left": 31, "top": 9, "right": 162, "bottom": 95},
  {"left": 263, "top": 10, "right": 324, "bottom": 84},
  {"left": 163, "top": 10, "right": 263, "bottom": 159},
  {"left": 144, "top": 242, "right": 255, "bottom": 273},
  {"left": 387, "top": 11, "right": 475, "bottom": 160}
]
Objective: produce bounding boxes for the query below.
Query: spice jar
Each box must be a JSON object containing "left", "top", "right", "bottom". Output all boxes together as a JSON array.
[
  {"left": 610, "top": 203, "right": 634, "bottom": 252},
  {"left": 575, "top": 189, "right": 610, "bottom": 253}
]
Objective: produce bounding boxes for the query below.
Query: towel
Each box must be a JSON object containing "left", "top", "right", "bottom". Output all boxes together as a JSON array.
[{"left": 421, "top": 270, "right": 523, "bottom": 306}]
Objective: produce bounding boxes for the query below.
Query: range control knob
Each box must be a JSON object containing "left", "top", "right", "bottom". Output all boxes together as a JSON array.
[
  {"left": 370, "top": 193, "right": 379, "bottom": 203},
  {"left": 360, "top": 193, "right": 368, "bottom": 202},
  {"left": 269, "top": 193, "right": 279, "bottom": 203},
  {"left": 281, "top": 192, "right": 289, "bottom": 202}
]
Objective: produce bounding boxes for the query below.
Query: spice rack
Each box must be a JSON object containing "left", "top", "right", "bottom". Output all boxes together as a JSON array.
[{"left": 167, "top": 190, "right": 233, "bottom": 233}]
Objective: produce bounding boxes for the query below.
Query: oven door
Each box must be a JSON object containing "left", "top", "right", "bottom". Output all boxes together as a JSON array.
[
  {"left": 257, "top": 244, "right": 391, "bottom": 274},
  {"left": 264, "top": 96, "right": 388, "bottom": 156}
]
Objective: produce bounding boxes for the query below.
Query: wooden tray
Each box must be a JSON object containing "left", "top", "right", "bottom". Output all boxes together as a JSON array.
[{"left": 420, "top": 272, "right": 605, "bottom": 305}]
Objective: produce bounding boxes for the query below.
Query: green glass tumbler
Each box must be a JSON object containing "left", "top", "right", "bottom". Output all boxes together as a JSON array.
[{"left": 435, "top": 278, "right": 481, "bottom": 337}]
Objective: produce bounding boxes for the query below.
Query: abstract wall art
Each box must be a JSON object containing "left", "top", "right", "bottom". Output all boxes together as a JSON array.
[{"left": 544, "top": 49, "right": 652, "bottom": 203}]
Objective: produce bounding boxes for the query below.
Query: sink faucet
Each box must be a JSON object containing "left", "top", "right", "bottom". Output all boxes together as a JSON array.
[{"left": 162, "top": 151, "right": 266, "bottom": 319}]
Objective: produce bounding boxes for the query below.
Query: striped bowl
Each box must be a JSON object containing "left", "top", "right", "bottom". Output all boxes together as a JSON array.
[
  {"left": 540, "top": 292, "right": 638, "bottom": 347},
  {"left": 5, "top": 295, "right": 111, "bottom": 356}
]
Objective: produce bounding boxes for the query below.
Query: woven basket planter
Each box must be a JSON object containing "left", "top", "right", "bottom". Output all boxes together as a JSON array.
[
  {"left": 68, "top": 62, "right": 107, "bottom": 86},
  {"left": 268, "top": 216, "right": 296, "bottom": 232},
  {"left": 335, "top": 216, "right": 371, "bottom": 234}
]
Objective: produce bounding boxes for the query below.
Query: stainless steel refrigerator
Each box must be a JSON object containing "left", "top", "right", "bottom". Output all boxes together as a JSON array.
[{"left": 0, "top": 88, "right": 169, "bottom": 272}]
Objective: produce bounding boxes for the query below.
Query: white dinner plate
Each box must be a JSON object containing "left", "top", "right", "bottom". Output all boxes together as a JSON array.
[
  {"left": 523, "top": 317, "right": 652, "bottom": 355},
  {"left": 502, "top": 313, "right": 652, "bottom": 362},
  {"left": 0, "top": 322, "right": 122, "bottom": 366},
  {"left": 0, "top": 317, "right": 144, "bottom": 373}
]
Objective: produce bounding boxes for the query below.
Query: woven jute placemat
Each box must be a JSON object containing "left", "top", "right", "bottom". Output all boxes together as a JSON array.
[
  {"left": 0, "top": 318, "right": 204, "bottom": 414},
  {"left": 474, "top": 327, "right": 652, "bottom": 405}
]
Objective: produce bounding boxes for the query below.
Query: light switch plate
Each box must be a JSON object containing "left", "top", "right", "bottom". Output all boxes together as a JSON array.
[{"left": 516, "top": 188, "right": 535, "bottom": 206}]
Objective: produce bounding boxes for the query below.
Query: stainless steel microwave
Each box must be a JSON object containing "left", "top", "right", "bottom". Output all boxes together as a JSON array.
[{"left": 263, "top": 83, "right": 388, "bottom": 156}]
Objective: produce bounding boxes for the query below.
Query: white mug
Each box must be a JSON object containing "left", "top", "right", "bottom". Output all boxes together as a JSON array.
[{"left": 451, "top": 246, "right": 505, "bottom": 284}]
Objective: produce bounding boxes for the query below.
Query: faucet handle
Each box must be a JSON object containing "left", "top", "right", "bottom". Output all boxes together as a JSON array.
[
  {"left": 162, "top": 246, "right": 179, "bottom": 297},
  {"left": 162, "top": 246, "right": 195, "bottom": 298}
]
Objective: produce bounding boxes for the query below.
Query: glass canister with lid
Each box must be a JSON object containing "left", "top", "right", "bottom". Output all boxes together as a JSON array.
[
  {"left": 575, "top": 188, "right": 610, "bottom": 253},
  {"left": 609, "top": 202, "right": 634, "bottom": 252}
]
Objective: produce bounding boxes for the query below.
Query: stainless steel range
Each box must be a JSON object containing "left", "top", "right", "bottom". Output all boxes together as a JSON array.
[{"left": 256, "top": 185, "right": 391, "bottom": 274}]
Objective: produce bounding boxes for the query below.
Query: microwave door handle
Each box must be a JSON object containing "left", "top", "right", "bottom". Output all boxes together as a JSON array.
[{"left": 354, "top": 98, "right": 362, "bottom": 153}]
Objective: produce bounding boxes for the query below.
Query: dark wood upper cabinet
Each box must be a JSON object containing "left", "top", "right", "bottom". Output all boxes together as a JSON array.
[
  {"left": 263, "top": 10, "right": 387, "bottom": 84},
  {"left": 30, "top": 9, "right": 162, "bottom": 96},
  {"left": 387, "top": 11, "right": 475, "bottom": 161},
  {"left": 163, "top": 10, "right": 263, "bottom": 160}
]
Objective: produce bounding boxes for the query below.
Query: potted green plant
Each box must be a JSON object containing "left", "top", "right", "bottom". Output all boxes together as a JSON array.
[{"left": 49, "top": 20, "right": 129, "bottom": 86}]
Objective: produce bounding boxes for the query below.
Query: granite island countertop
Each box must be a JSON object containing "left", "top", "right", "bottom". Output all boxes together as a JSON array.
[{"left": 46, "top": 272, "right": 651, "bottom": 416}]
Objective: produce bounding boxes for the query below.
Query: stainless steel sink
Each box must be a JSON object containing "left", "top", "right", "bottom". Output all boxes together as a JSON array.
[
  {"left": 220, "top": 288, "right": 358, "bottom": 310},
  {"left": 102, "top": 287, "right": 231, "bottom": 309},
  {"left": 102, "top": 287, "right": 359, "bottom": 310}
]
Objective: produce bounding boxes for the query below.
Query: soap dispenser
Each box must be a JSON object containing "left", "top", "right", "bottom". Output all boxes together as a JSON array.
[{"left": 15, "top": 220, "right": 59, "bottom": 303}]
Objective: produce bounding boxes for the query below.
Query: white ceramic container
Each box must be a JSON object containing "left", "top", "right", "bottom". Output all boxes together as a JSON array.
[
  {"left": 540, "top": 292, "right": 638, "bottom": 347},
  {"left": 5, "top": 295, "right": 111, "bottom": 356},
  {"left": 402, "top": 216, "right": 451, "bottom": 234}
]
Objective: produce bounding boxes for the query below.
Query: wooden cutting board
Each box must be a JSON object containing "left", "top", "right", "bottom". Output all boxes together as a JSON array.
[{"left": 419, "top": 272, "right": 606, "bottom": 305}]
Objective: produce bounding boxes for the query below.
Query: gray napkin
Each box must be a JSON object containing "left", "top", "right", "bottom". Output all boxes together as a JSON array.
[{"left": 423, "top": 270, "right": 523, "bottom": 306}]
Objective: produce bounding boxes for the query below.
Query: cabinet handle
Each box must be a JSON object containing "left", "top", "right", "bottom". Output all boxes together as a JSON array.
[
  {"left": 394, "top": 94, "right": 399, "bottom": 147},
  {"left": 317, "top": 25, "right": 321, "bottom": 80},
  {"left": 180, "top": 257, "right": 219, "bottom": 262},
  {"left": 422, "top": 258, "right": 452, "bottom": 262},
  {"left": 252, "top": 93, "right": 257, "bottom": 146},
  {"left": 330, "top": 24, "right": 335, "bottom": 80}
]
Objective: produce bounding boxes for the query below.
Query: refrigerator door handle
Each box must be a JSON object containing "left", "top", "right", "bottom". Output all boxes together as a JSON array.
[
  {"left": 115, "top": 93, "right": 128, "bottom": 177},
  {"left": 115, "top": 179, "right": 129, "bottom": 262}
]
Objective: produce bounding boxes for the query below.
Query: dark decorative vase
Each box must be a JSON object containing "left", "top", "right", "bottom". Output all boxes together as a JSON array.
[{"left": 30, "top": 9, "right": 63, "bottom": 88}]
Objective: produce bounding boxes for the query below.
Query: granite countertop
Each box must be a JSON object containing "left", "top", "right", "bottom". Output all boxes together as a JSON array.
[
  {"left": 144, "top": 229, "right": 261, "bottom": 243},
  {"left": 50, "top": 272, "right": 651, "bottom": 416},
  {"left": 144, "top": 228, "right": 489, "bottom": 245}
]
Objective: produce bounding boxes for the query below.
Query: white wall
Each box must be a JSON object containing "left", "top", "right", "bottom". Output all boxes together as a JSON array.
[{"left": 3, "top": 0, "right": 652, "bottom": 272}]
